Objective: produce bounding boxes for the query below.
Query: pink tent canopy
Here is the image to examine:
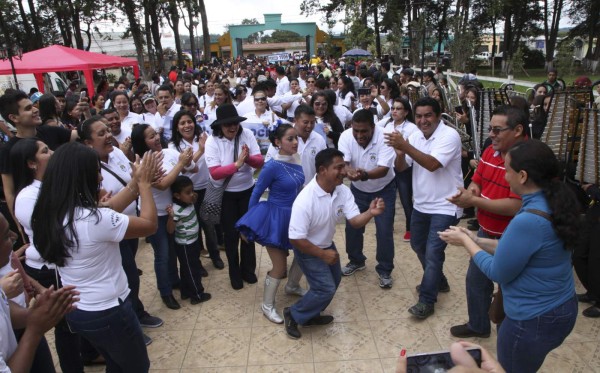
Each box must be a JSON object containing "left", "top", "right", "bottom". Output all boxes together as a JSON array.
[{"left": 0, "top": 45, "right": 139, "bottom": 93}]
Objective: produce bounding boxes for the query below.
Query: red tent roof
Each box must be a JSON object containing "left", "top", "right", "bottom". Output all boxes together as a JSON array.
[{"left": 0, "top": 45, "right": 139, "bottom": 93}]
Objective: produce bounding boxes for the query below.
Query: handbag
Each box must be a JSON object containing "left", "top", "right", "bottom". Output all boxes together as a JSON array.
[
  {"left": 199, "top": 136, "right": 239, "bottom": 224},
  {"left": 488, "top": 208, "right": 553, "bottom": 324}
]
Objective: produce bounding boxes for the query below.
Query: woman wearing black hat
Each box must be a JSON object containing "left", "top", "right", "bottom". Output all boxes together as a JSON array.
[{"left": 204, "top": 104, "right": 264, "bottom": 289}]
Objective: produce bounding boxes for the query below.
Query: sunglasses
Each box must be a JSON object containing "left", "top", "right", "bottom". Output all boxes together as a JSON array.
[
  {"left": 254, "top": 97, "right": 267, "bottom": 102},
  {"left": 488, "top": 126, "right": 511, "bottom": 135}
]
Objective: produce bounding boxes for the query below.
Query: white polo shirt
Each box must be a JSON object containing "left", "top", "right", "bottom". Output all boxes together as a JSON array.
[
  {"left": 59, "top": 207, "right": 130, "bottom": 311},
  {"left": 406, "top": 121, "right": 463, "bottom": 216},
  {"left": 204, "top": 128, "right": 261, "bottom": 192},
  {"left": 159, "top": 103, "right": 181, "bottom": 140},
  {"left": 120, "top": 112, "right": 144, "bottom": 132},
  {"left": 289, "top": 176, "right": 360, "bottom": 248},
  {"left": 101, "top": 147, "right": 136, "bottom": 217},
  {"left": 337, "top": 126, "right": 396, "bottom": 193},
  {"left": 0, "top": 290, "right": 17, "bottom": 371},
  {"left": 276, "top": 76, "right": 290, "bottom": 96},
  {"left": 168, "top": 139, "right": 210, "bottom": 190},
  {"left": 265, "top": 130, "right": 327, "bottom": 185},
  {"left": 111, "top": 127, "right": 132, "bottom": 145},
  {"left": 377, "top": 118, "right": 419, "bottom": 139},
  {"left": 15, "top": 180, "right": 54, "bottom": 270},
  {"left": 0, "top": 263, "right": 26, "bottom": 307}
]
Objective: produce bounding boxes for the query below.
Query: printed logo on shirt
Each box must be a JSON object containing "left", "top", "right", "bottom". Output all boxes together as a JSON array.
[
  {"left": 369, "top": 153, "right": 377, "bottom": 163},
  {"left": 336, "top": 205, "right": 344, "bottom": 217},
  {"left": 110, "top": 212, "right": 121, "bottom": 227},
  {"left": 119, "top": 164, "right": 127, "bottom": 172},
  {"left": 310, "top": 146, "right": 317, "bottom": 156}
]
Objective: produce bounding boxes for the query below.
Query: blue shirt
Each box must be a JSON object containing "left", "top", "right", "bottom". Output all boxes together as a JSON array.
[{"left": 473, "top": 191, "right": 575, "bottom": 320}]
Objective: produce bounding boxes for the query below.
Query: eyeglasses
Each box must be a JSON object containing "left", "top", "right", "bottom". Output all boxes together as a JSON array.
[
  {"left": 254, "top": 97, "right": 267, "bottom": 102},
  {"left": 314, "top": 101, "right": 327, "bottom": 107},
  {"left": 488, "top": 126, "right": 512, "bottom": 135}
]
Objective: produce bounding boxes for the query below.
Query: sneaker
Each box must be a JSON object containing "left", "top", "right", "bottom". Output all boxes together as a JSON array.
[
  {"left": 303, "top": 314, "right": 334, "bottom": 327},
  {"left": 408, "top": 302, "right": 434, "bottom": 319},
  {"left": 283, "top": 307, "right": 301, "bottom": 339},
  {"left": 450, "top": 323, "right": 490, "bottom": 338},
  {"left": 378, "top": 273, "right": 393, "bottom": 289},
  {"left": 143, "top": 333, "right": 152, "bottom": 346},
  {"left": 139, "top": 312, "right": 164, "bottom": 328},
  {"left": 403, "top": 231, "right": 411, "bottom": 242},
  {"left": 190, "top": 293, "right": 212, "bottom": 305},
  {"left": 416, "top": 282, "right": 450, "bottom": 293},
  {"left": 341, "top": 261, "right": 366, "bottom": 276},
  {"left": 583, "top": 305, "right": 600, "bottom": 318}
]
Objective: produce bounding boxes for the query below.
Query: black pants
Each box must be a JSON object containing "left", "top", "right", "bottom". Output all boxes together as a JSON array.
[
  {"left": 173, "top": 239, "right": 206, "bottom": 299},
  {"left": 221, "top": 187, "right": 256, "bottom": 284},
  {"left": 120, "top": 238, "right": 146, "bottom": 319},
  {"left": 573, "top": 204, "right": 600, "bottom": 300}
]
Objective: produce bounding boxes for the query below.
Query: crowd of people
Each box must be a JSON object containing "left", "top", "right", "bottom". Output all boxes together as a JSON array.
[{"left": 0, "top": 54, "right": 598, "bottom": 373}]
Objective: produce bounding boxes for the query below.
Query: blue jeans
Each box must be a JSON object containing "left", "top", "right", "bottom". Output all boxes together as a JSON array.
[
  {"left": 147, "top": 215, "right": 179, "bottom": 296},
  {"left": 466, "top": 230, "right": 496, "bottom": 334},
  {"left": 345, "top": 181, "right": 396, "bottom": 275},
  {"left": 66, "top": 298, "right": 150, "bottom": 373},
  {"left": 497, "top": 295, "right": 577, "bottom": 373},
  {"left": 395, "top": 167, "right": 413, "bottom": 231},
  {"left": 290, "top": 245, "right": 341, "bottom": 325},
  {"left": 410, "top": 209, "right": 458, "bottom": 305}
]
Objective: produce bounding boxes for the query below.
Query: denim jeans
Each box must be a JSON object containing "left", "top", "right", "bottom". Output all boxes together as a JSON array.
[
  {"left": 119, "top": 238, "right": 145, "bottom": 319},
  {"left": 345, "top": 181, "right": 396, "bottom": 275},
  {"left": 290, "top": 245, "right": 341, "bottom": 325},
  {"left": 395, "top": 167, "right": 413, "bottom": 231},
  {"left": 497, "top": 295, "right": 577, "bottom": 373},
  {"left": 66, "top": 298, "right": 150, "bottom": 373},
  {"left": 466, "top": 230, "right": 496, "bottom": 334},
  {"left": 410, "top": 209, "right": 458, "bottom": 305},
  {"left": 147, "top": 215, "right": 180, "bottom": 296}
]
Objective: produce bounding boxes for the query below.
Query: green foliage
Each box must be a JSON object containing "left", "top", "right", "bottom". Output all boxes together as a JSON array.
[
  {"left": 522, "top": 46, "right": 545, "bottom": 69},
  {"left": 262, "top": 30, "right": 304, "bottom": 44}
]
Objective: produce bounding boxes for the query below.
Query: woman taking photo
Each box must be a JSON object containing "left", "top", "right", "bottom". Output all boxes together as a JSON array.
[
  {"left": 31, "top": 142, "right": 160, "bottom": 372},
  {"left": 378, "top": 78, "right": 400, "bottom": 118},
  {"left": 132, "top": 123, "right": 195, "bottom": 310},
  {"left": 439, "top": 140, "right": 579, "bottom": 373},
  {"left": 39, "top": 93, "right": 64, "bottom": 128},
  {"left": 310, "top": 91, "right": 344, "bottom": 148},
  {"left": 204, "top": 104, "right": 264, "bottom": 290},
  {"left": 236, "top": 124, "right": 305, "bottom": 323},
  {"left": 169, "top": 110, "right": 224, "bottom": 269},
  {"left": 338, "top": 76, "right": 356, "bottom": 112}
]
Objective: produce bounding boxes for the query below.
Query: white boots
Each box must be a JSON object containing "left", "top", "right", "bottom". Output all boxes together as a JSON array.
[
  {"left": 262, "top": 275, "right": 283, "bottom": 324},
  {"left": 285, "top": 257, "right": 308, "bottom": 296}
]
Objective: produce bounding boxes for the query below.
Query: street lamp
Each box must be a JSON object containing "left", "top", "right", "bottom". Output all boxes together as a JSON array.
[{"left": 0, "top": 45, "right": 23, "bottom": 90}]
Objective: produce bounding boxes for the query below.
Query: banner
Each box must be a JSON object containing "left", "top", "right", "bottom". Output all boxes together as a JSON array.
[{"left": 242, "top": 122, "right": 271, "bottom": 152}]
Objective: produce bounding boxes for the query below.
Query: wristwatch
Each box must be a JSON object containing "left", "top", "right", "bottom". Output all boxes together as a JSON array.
[{"left": 360, "top": 170, "right": 369, "bottom": 181}]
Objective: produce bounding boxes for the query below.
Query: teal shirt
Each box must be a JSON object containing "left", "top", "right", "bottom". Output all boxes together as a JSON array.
[{"left": 474, "top": 191, "right": 575, "bottom": 320}]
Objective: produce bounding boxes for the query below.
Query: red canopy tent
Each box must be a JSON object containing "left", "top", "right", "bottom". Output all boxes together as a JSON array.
[{"left": 0, "top": 45, "right": 140, "bottom": 93}]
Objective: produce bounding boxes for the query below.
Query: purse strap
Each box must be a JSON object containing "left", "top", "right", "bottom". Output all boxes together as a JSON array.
[
  {"left": 222, "top": 135, "right": 240, "bottom": 189},
  {"left": 524, "top": 208, "right": 553, "bottom": 222}
]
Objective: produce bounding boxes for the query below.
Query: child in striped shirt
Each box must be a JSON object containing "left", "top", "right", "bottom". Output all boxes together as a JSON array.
[{"left": 167, "top": 176, "right": 211, "bottom": 305}]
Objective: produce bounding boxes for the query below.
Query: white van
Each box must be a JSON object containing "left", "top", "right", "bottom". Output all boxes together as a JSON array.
[{"left": 0, "top": 72, "right": 69, "bottom": 95}]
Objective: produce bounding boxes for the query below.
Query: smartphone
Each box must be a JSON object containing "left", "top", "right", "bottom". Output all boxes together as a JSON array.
[
  {"left": 80, "top": 91, "right": 87, "bottom": 100},
  {"left": 358, "top": 88, "right": 371, "bottom": 96},
  {"left": 406, "top": 347, "right": 482, "bottom": 373},
  {"left": 455, "top": 106, "right": 464, "bottom": 114}
]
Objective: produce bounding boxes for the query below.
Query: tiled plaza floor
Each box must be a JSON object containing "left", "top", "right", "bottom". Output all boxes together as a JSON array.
[{"left": 47, "top": 202, "right": 600, "bottom": 372}]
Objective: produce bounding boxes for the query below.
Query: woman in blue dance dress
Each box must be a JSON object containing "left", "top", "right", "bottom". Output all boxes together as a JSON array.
[{"left": 236, "top": 123, "right": 305, "bottom": 324}]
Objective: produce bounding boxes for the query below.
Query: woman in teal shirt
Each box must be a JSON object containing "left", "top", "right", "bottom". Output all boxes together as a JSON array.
[{"left": 439, "top": 140, "right": 580, "bottom": 373}]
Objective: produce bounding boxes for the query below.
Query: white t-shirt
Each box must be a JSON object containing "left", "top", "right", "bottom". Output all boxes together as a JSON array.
[
  {"left": 339, "top": 91, "right": 355, "bottom": 111},
  {"left": 289, "top": 176, "right": 360, "bottom": 248},
  {"left": 0, "top": 290, "right": 17, "bottom": 372},
  {"left": 120, "top": 112, "right": 144, "bottom": 132},
  {"left": 168, "top": 139, "right": 209, "bottom": 190},
  {"left": 15, "top": 180, "right": 54, "bottom": 270},
  {"left": 111, "top": 127, "right": 132, "bottom": 145},
  {"left": 377, "top": 118, "right": 419, "bottom": 139},
  {"left": 406, "top": 122, "right": 463, "bottom": 216},
  {"left": 150, "top": 148, "right": 194, "bottom": 216},
  {"left": 0, "top": 263, "right": 25, "bottom": 307},
  {"left": 337, "top": 126, "right": 396, "bottom": 193},
  {"left": 160, "top": 103, "right": 182, "bottom": 141},
  {"left": 265, "top": 130, "right": 327, "bottom": 185},
  {"left": 59, "top": 207, "right": 130, "bottom": 311},
  {"left": 276, "top": 76, "right": 290, "bottom": 96},
  {"left": 101, "top": 147, "right": 136, "bottom": 217},
  {"left": 284, "top": 92, "right": 302, "bottom": 118},
  {"left": 204, "top": 128, "right": 261, "bottom": 192},
  {"left": 334, "top": 104, "right": 353, "bottom": 128},
  {"left": 199, "top": 93, "right": 214, "bottom": 109}
]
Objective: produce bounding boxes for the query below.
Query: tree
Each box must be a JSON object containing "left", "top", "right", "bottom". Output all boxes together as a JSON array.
[
  {"left": 262, "top": 30, "right": 303, "bottom": 44},
  {"left": 164, "top": 0, "right": 184, "bottom": 68},
  {"left": 198, "top": 0, "right": 211, "bottom": 63},
  {"left": 542, "top": 0, "right": 564, "bottom": 70},
  {"left": 567, "top": 0, "right": 600, "bottom": 72},
  {"left": 121, "top": 0, "right": 149, "bottom": 79},
  {"left": 225, "top": 18, "right": 262, "bottom": 44}
]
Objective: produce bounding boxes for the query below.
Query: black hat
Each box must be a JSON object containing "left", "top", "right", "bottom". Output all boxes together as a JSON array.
[{"left": 212, "top": 104, "right": 246, "bottom": 126}]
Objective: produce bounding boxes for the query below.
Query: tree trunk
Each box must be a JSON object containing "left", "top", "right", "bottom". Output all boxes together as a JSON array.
[
  {"left": 66, "top": 0, "right": 84, "bottom": 49},
  {"left": 436, "top": 0, "right": 449, "bottom": 68},
  {"left": 373, "top": 0, "right": 381, "bottom": 58},
  {"left": 543, "top": 0, "right": 563, "bottom": 70},
  {"left": 198, "top": 0, "right": 211, "bottom": 63},
  {"left": 144, "top": 7, "right": 156, "bottom": 75},
  {"left": 359, "top": 0, "right": 368, "bottom": 50},
  {"left": 16, "top": 0, "right": 34, "bottom": 51},
  {"left": 166, "top": 1, "right": 184, "bottom": 68},
  {"left": 148, "top": 0, "right": 164, "bottom": 74},
  {"left": 27, "top": 0, "right": 43, "bottom": 49},
  {"left": 122, "top": 0, "right": 148, "bottom": 79}
]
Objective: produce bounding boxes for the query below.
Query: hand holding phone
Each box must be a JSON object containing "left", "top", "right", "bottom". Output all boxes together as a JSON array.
[
  {"left": 80, "top": 91, "right": 87, "bottom": 100},
  {"left": 406, "top": 347, "right": 482, "bottom": 372}
]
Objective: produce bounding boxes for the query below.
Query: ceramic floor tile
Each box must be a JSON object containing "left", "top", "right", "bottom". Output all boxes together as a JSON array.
[
  {"left": 567, "top": 341, "right": 600, "bottom": 372},
  {"left": 182, "top": 328, "right": 251, "bottom": 368},
  {"left": 196, "top": 294, "right": 255, "bottom": 329},
  {"left": 370, "top": 319, "right": 441, "bottom": 358},
  {"left": 180, "top": 367, "right": 246, "bottom": 373},
  {"left": 564, "top": 314, "right": 600, "bottom": 343},
  {"left": 538, "top": 343, "right": 592, "bottom": 372},
  {"left": 380, "top": 357, "right": 400, "bottom": 373},
  {"left": 147, "top": 296, "right": 201, "bottom": 331},
  {"left": 247, "top": 363, "right": 315, "bottom": 373},
  {"left": 311, "top": 321, "right": 379, "bottom": 362},
  {"left": 361, "top": 288, "right": 417, "bottom": 320},
  {"left": 426, "top": 314, "right": 498, "bottom": 354},
  {"left": 313, "top": 359, "right": 384, "bottom": 372},
  {"left": 145, "top": 329, "right": 193, "bottom": 370},
  {"left": 325, "top": 291, "right": 368, "bottom": 322},
  {"left": 247, "top": 325, "right": 313, "bottom": 365}
]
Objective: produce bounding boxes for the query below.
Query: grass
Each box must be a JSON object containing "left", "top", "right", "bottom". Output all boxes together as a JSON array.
[{"left": 474, "top": 67, "right": 600, "bottom": 93}]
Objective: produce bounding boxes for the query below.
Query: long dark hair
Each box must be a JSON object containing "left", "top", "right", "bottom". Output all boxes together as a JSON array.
[
  {"left": 507, "top": 140, "right": 581, "bottom": 248},
  {"left": 38, "top": 94, "right": 60, "bottom": 124},
  {"left": 10, "top": 138, "right": 39, "bottom": 195},
  {"left": 381, "top": 78, "right": 400, "bottom": 100},
  {"left": 32, "top": 142, "right": 101, "bottom": 266},
  {"left": 131, "top": 123, "right": 152, "bottom": 157},
  {"left": 171, "top": 110, "right": 201, "bottom": 152},
  {"left": 339, "top": 76, "right": 356, "bottom": 99}
]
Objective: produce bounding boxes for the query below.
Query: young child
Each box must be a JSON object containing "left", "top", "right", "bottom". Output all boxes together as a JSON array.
[{"left": 167, "top": 176, "right": 212, "bottom": 305}]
